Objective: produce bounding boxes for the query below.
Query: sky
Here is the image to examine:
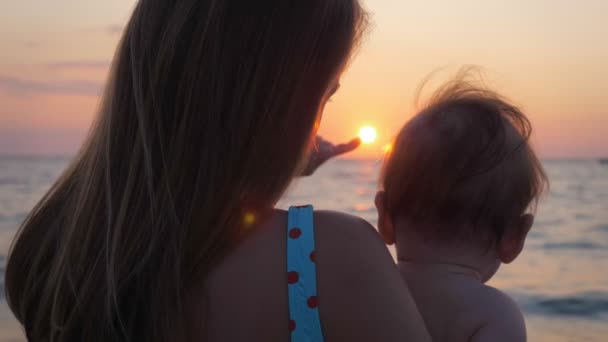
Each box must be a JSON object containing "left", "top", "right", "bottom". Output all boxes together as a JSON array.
[{"left": 0, "top": 0, "right": 607, "bottom": 158}]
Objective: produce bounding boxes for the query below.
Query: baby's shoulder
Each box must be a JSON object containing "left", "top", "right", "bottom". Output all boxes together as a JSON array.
[
  {"left": 468, "top": 286, "right": 526, "bottom": 341},
  {"left": 475, "top": 285, "right": 523, "bottom": 317}
]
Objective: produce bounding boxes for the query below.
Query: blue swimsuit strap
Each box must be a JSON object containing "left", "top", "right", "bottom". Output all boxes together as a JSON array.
[{"left": 287, "top": 205, "right": 324, "bottom": 342}]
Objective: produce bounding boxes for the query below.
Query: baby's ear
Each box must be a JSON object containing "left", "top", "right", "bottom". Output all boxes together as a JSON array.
[
  {"left": 375, "top": 191, "right": 396, "bottom": 245},
  {"left": 498, "top": 214, "right": 534, "bottom": 264}
]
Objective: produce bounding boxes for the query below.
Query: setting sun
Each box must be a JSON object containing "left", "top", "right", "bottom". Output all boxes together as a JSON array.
[{"left": 358, "top": 126, "right": 377, "bottom": 144}]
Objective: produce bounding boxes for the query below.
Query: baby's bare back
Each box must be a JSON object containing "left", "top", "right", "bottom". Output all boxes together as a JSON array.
[{"left": 400, "top": 263, "right": 527, "bottom": 342}]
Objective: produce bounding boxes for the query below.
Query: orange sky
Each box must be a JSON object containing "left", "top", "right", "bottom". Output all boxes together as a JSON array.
[{"left": 1, "top": 0, "right": 607, "bottom": 158}]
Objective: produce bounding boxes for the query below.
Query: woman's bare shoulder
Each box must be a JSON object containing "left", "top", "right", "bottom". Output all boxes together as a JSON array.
[
  {"left": 265, "top": 209, "right": 382, "bottom": 249},
  {"left": 312, "top": 210, "right": 432, "bottom": 342},
  {"left": 313, "top": 209, "right": 383, "bottom": 244},
  {"left": 313, "top": 209, "right": 403, "bottom": 271},
  {"left": 313, "top": 209, "right": 401, "bottom": 287}
]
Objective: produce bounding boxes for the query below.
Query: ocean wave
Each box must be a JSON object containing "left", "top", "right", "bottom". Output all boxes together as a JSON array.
[
  {"left": 0, "top": 212, "right": 28, "bottom": 225},
  {"left": 543, "top": 241, "right": 604, "bottom": 250},
  {"left": 0, "top": 177, "right": 26, "bottom": 186},
  {"left": 592, "top": 224, "right": 608, "bottom": 233},
  {"left": 533, "top": 293, "right": 608, "bottom": 318},
  {"left": 515, "top": 292, "right": 608, "bottom": 318},
  {"left": 535, "top": 218, "right": 565, "bottom": 227},
  {"left": 574, "top": 213, "right": 593, "bottom": 220}
]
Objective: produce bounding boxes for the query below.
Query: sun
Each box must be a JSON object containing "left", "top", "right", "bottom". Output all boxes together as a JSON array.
[{"left": 358, "top": 126, "right": 377, "bottom": 144}]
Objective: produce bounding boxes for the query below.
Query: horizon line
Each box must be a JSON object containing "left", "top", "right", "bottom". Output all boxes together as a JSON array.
[{"left": 0, "top": 153, "right": 605, "bottom": 163}]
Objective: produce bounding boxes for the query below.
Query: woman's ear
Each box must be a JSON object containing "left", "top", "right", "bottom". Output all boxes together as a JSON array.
[
  {"left": 498, "top": 214, "right": 534, "bottom": 264},
  {"left": 375, "top": 191, "right": 396, "bottom": 245}
]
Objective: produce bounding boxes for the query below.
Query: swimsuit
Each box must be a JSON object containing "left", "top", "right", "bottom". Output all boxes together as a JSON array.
[{"left": 286, "top": 205, "right": 324, "bottom": 342}]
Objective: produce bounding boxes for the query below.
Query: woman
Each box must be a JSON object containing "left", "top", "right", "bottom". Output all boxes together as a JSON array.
[{"left": 5, "top": 0, "right": 430, "bottom": 341}]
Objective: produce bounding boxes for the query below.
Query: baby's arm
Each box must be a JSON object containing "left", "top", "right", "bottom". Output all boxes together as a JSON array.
[{"left": 470, "top": 287, "right": 526, "bottom": 342}]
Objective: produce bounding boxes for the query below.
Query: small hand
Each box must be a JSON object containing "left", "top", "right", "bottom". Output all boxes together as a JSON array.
[{"left": 301, "top": 136, "right": 361, "bottom": 176}]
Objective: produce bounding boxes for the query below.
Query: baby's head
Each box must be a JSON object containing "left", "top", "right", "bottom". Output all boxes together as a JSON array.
[{"left": 375, "top": 74, "right": 548, "bottom": 280}]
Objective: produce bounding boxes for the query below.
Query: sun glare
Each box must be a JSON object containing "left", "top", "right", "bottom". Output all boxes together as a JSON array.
[{"left": 358, "top": 126, "right": 377, "bottom": 144}]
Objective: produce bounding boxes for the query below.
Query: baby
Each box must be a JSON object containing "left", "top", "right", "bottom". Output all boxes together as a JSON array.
[{"left": 375, "top": 74, "right": 548, "bottom": 342}]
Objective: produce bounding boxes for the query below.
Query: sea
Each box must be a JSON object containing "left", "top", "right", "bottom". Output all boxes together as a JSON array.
[{"left": 1, "top": 156, "right": 607, "bottom": 341}]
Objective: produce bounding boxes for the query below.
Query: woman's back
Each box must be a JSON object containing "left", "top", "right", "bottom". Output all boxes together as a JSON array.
[
  {"left": 5, "top": 0, "right": 430, "bottom": 340},
  {"left": 201, "top": 210, "right": 428, "bottom": 341}
]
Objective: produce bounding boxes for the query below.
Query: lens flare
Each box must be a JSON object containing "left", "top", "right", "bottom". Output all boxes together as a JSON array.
[
  {"left": 383, "top": 143, "right": 393, "bottom": 154},
  {"left": 243, "top": 212, "right": 256, "bottom": 227}
]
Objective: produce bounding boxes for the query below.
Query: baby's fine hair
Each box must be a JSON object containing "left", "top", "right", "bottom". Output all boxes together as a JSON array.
[{"left": 381, "top": 68, "right": 548, "bottom": 244}]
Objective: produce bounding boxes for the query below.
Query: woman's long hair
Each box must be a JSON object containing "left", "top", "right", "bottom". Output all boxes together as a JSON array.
[{"left": 5, "top": 1, "right": 367, "bottom": 340}]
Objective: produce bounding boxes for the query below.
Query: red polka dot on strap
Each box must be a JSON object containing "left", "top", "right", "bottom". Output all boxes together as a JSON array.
[
  {"left": 307, "top": 296, "right": 318, "bottom": 308},
  {"left": 289, "top": 228, "right": 302, "bottom": 239},
  {"left": 287, "top": 271, "right": 299, "bottom": 284},
  {"left": 309, "top": 251, "right": 316, "bottom": 262},
  {"left": 289, "top": 319, "right": 296, "bottom": 332}
]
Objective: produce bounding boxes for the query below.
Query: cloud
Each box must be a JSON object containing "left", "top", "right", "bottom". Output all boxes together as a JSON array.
[
  {"left": 23, "top": 40, "right": 41, "bottom": 48},
  {"left": 80, "top": 24, "right": 124, "bottom": 36},
  {"left": 46, "top": 60, "right": 111, "bottom": 70},
  {"left": 0, "top": 76, "right": 102, "bottom": 97},
  {"left": 106, "top": 24, "right": 124, "bottom": 35}
]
